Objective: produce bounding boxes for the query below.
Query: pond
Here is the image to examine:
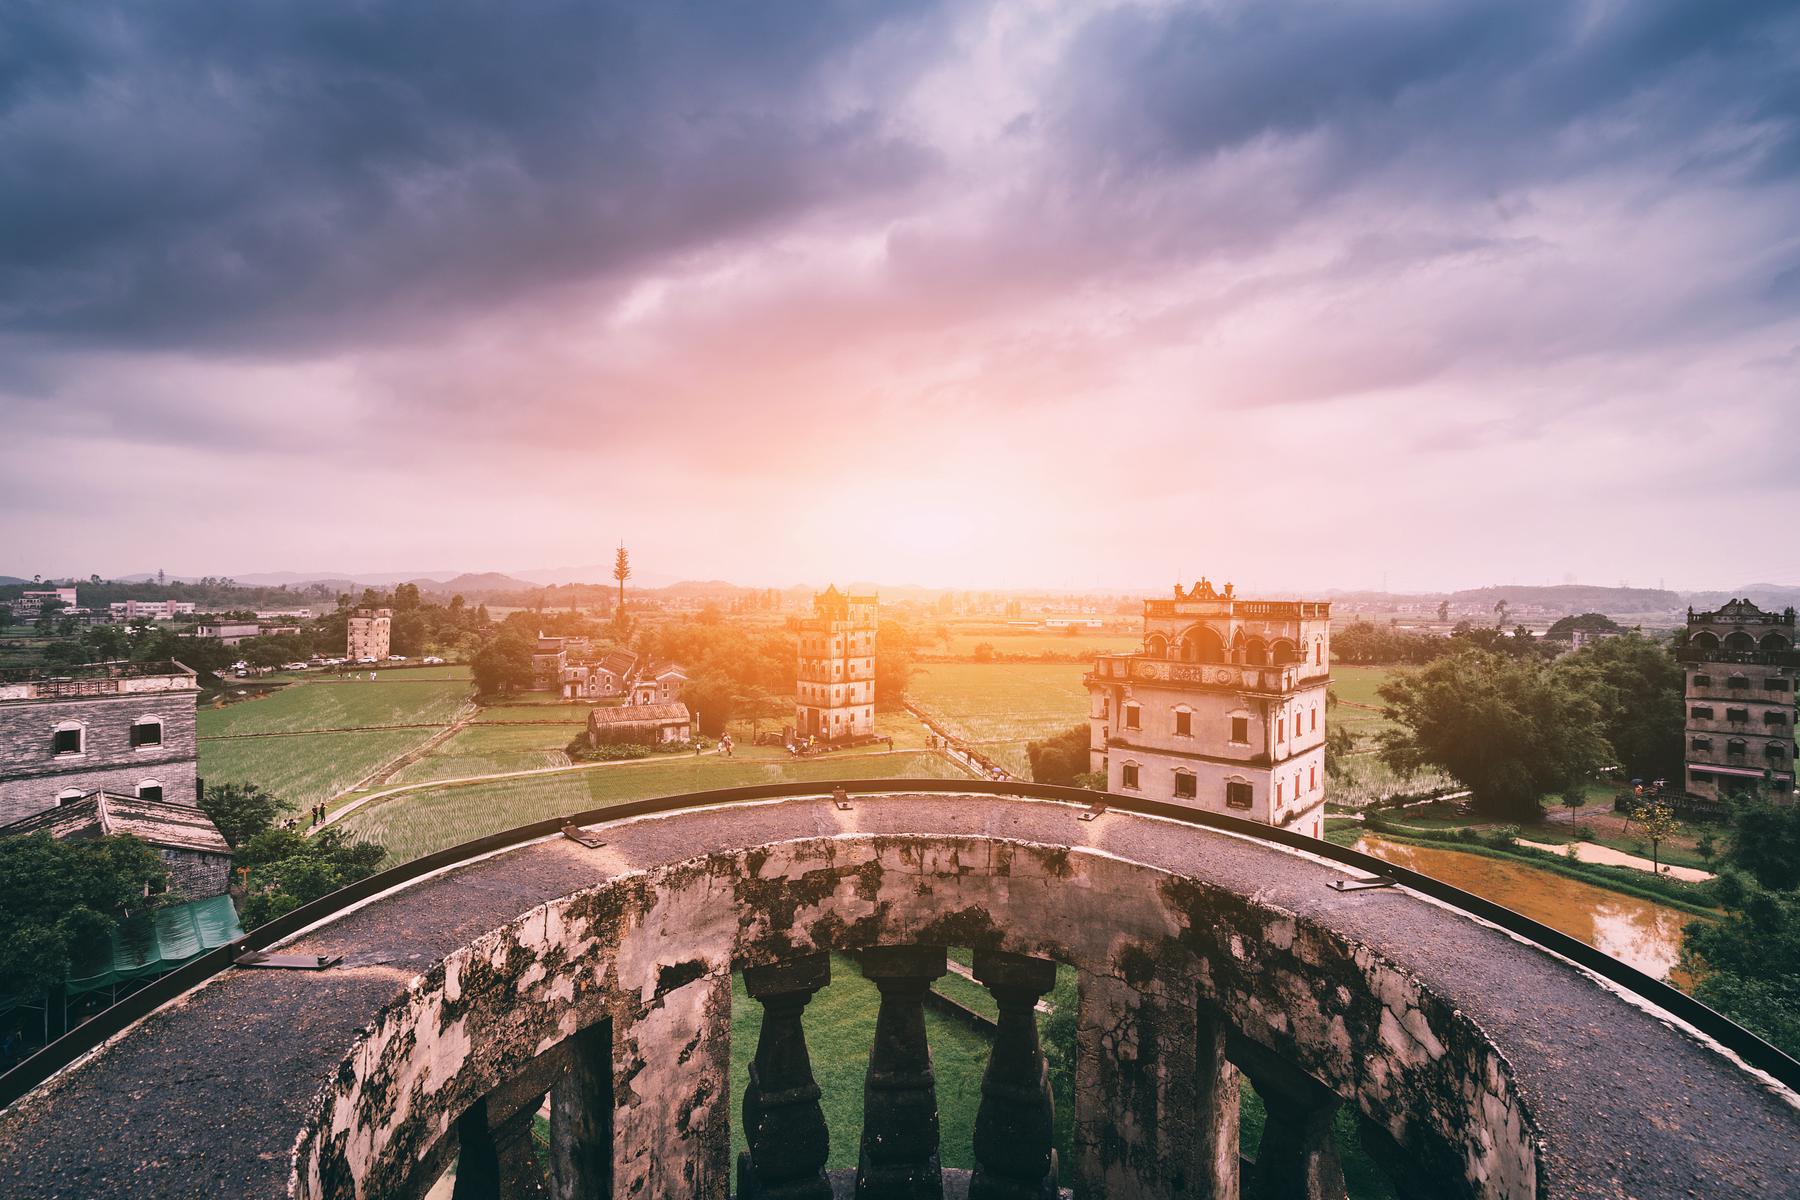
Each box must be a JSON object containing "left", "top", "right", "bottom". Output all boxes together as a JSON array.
[{"left": 1353, "top": 835, "right": 1701, "bottom": 981}]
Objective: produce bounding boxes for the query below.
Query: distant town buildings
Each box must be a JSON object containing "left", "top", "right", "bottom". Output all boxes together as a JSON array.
[
  {"left": 1680, "top": 600, "right": 1796, "bottom": 804},
  {"left": 0, "top": 661, "right": 201, "bottom": 828},
  {"left": 793, "top": 585, "right": 877, "bottom": 743},
  {"left": 1085, "top": 579, "right": 1331, "bottom": 838},
  {"left": 628, "top": 662, "right": 688, "bottom": 707},
  {"left": 196, "top": 621, "right": 263, "bottom": 647},
  {"left": 9, "top": 588, "right": 78, "bottom": 619},
  {"left": 587, "top": 702, "right": 693, "bottom": 747},
  {"left": 109, "top": 600, "right": 197, "bottom": 621},
  {"left": 347, "top": 607, "right": 392, "bottom": 662}
]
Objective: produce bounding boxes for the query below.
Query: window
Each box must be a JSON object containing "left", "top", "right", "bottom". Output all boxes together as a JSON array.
[
  {"left": 1728, "top": 675, "right": 1751, "bottom": 691},
  {"left": 1123, "top": 704, "right": 1141, "bottom": 731},
  {"left": 1690, "top": 769, "right": 1713, "bottom": 783},
  {"left": 130, "top": 719, "right": 162, "bottom": 748},
  {"left": 1276, "top": 718, "right": 1285, "bottom": 742},
  {"left": 1309, "top": 765, "right": 1317, "bottom": 790},
  {"left": 136, "top": 781, "right": 163, "bottom": 802},
  {"left": 1230, "top": 716, "right": 1249, "bottom": 744},
  {"left": 1767, "top": 743, "right": 1788, "bottom": 762},
  {"left": 1694, "top": 674, "right": 1712, "bottom": 688},
  {"left": 1768, "top": 678, "right": 1791, "bottom": 692},
  {"left": 1727, "top": 708, "right": 1750, "bottom": 723},
  {"left": 1225, "top": 780, "right": 1253, "bottom": 810},
  {"left": 56, "top": 788, "right": 84, "bottom": 806},
  {"left": 1691, "top": 736, "right": 1712, "bottom": 751},
  {"left": 1691, "top": 706, "right": 1714, "bottom": 719},
  {"left": 1121, "top": 762, "right": 1140, "bottom": 790},
  {"left": 1275, "top": 780, "right": 1284, "bottom": 803},
  {"left": 51, "top": 724, "right": 82, "bottom": 755},
  {"left": 1315, "top": 641, "right": 1323, "bottom": 666},
  {"left": 1174, "top": 709, "right": 1192, "bottom": 737},
  {"left": 1766, "top": 711, "right": 1790, "bottom": 727},
  {"left": 1173, "top": 771, "right": 1196, "bottom": 799},
  {"left": 1727, "top": 739, "right": 1747, "bottom": 758},
  {"left": 1311, "top": 709, "right": 1317, "bottom": 732}
]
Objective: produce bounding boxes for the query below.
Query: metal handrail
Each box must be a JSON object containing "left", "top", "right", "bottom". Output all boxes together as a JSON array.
[{"left": 3, "top": 778, "right": 1796, "bottom": 1112}]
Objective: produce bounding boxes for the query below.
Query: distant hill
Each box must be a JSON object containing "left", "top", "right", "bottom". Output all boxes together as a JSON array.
[
  {"left": 0, "top": 576, "right": 24, "bottom": 586},
  {"left": 416, "top": 572, "right": 539, "bottom": 596},
  {"left": 1683, "top": 585, "right": 1800, "bottom": 611},
  {"left": 1448, "top": 584, "right": 1683, "bottom": 613}
]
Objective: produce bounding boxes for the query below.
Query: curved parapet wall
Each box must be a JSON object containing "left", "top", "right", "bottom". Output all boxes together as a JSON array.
[{"left": 1, "top": 785, "right": 1798, "bottom": 1199}]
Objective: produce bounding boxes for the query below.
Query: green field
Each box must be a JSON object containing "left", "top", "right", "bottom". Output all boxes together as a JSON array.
[
  {"left": 200, "top": 728, "right": 431, "bottom": 810},
  {"left": 906, "top": 663, "right": 1090, "bottom": 777},
  {"left": 197, "top": 674, "right": 474, "bottom": 811},
  {"left": 472, "top": 704, "right": 592, "bottom": 724},
  {"left": 389, "top": 724, "right": 576, "bottom": 786},
  {"left": 199, "top": 676, "right": 470, "bottom": 736},
  {"left": 341, "top": 750, "right": 971, "bottom": 865},
  {"left": 1327, "top": 665, "right": 1400, "bottom": 737},
  {"left": 923, "top": 630, "right": 1142, "bottom": 659}
]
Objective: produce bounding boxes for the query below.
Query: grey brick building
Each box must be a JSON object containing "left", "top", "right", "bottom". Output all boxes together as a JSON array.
[{"left": 0, "top": 661, "right": 201, "bottom": 827}]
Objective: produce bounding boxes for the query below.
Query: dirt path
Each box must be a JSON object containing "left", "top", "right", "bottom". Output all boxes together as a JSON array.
[
  {"left": 349, "top": 700, "right": 482, "bottom": 794},
  {"left": 1514, "top": 837, "right": 1716, "bottom": 882}
]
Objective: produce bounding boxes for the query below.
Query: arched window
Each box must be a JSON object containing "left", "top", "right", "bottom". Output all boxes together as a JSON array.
[
  {"left": 1768, "top": 742, "right": 1789, "bottom": 762},
  {"left": 1172, "top": 770, "right": 1197, "bottom": 800},
  {"left": 1179, "top": 626, "right": 1225, "bottom": 663},
  {"left": 51, "top": 721, "right": 84, "bottom": 756},
  {"left": 1269, "top": 639, "right": 1298, "bottom": 666},
  {"left": 1691, "top": 631, "right": 1719, "bottom": 651},
  {"left": 1314, "top": 638, "right": 1324, "bottom": 666},
  {"left": 137, "top": 780, "right": 164, "bottom": 803},
  {"left": 1145, "top": 633, "right": 1169, "bottom": 658},
  {"left": 1243, "top": 636, "right": 1269, "bottom": 666},
  {"left": 1727, "top": 739, "right": 1747, "bottom": 758},
  {"left": 1761, "top": 632, "right": 1792, "bottom": 653},
  {"left": 1725, "top": 631, "right": 1755, "bottom": 653}
]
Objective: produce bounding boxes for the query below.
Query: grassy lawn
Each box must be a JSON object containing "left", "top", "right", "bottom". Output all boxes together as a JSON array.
[
  {"left": 1327, "top": 665, "right": 1401, "bottom": 738},
  {"left": 199, "top": 676, "right": 470, "bottom": 736},
  {"left": 341, "top": 750, "right": 970, "bottom": 865},
  {"left": 907, "top": 663, "right": 1089, "bottom": 777},
  {"left": 472, "top": 705, "right": 593, "bottom": 724},
  {"left": 922, "top": 630, "right": 1142, "bottom": 659},
  {"left": 200, "top": 728, "right": 430, "bottom": 811},
  {"left": 389, "top": 724, "right": 576, "bottom": 786}
]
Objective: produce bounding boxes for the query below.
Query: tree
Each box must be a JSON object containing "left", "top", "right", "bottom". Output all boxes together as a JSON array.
[
  {"left": 874, "top": 620, "right": 915, "bottom": 709},
  {"left": 1493, "top": 598, "right": 1510, "bottom": 628},
  {"left": 612, "top": 544, "right": 632, "bottom": 619},
  {"left": 1726, "top": 799, "right": 1800, "bottom": 891},
  {"left": 683, "top": 670, "right": 739, "bottom": 736},
  {"left": 972, "top": 642, "right": 996, "bottom": 663},
  {"left": 1556, "top": 634, "right": 1684, "bottom": 782},
  {"left": 471, "top": 629, "right": 535, "bottom": 697},
  {"left": 1027, "top": 725, "right": 1094, "bottom": 787},
  {"left": 1378, "top": 650, "right": 1612, "bottom": 820},
  {"left": 1631, "top": 799, "right": 1680, "bottom": 874},
  {"left": 1681, "top": 881, "right": 1800, "bottom": 1058},
  {"left": 199, "top": 781, "right": 284, "bottom": 849},
  {"left": 1323, "top": 723, "right": 1359, "bottom": 783},
  {"left": 0, "top": 833, "right": 168, "bottom": 999},
  {"left": 1559, "top": 783, "right": 1588, "bottom": 830},
  {"left": 1544, "top": 612, "right": 1624, "bottom": 642},
  {"left": 235, "top": 828, "right": 386, "bottom": 930},
  {"left": 1436, "top": 600, "right": 1450, "bottom": 623}
]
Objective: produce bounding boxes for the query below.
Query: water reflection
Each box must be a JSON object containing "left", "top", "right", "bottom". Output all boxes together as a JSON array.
[{"left": 1353, "top": 835, "right": 1700, "bottom": 981}]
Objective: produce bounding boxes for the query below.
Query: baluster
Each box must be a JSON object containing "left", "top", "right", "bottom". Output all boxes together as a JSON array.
[
  {"left": 550, "top": 1020, "right": 613, "bottom": 1200},
  {"left": 739, "top": 954, "right": 832, "bottom": 1200},
  {"left": 969, "top": 950, "right": 1058, "bottom": 1200},
  {"left": 1228, "top": 1035, "right": 1346, "bottom": 1200},
  {"left": 855, "top": 945, "right": 948, "bottom": 1200}
]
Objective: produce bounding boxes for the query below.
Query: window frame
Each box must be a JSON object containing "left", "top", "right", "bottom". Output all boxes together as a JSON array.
[
  {"left": 1120, "top": 761, "right": 1140, "bottom": 790},
  {"left": 51, "top": 722, "right": 84, "bottom": 756},
  {"left": 1173, "top": 769, "right": 1197, "bottom": 799},
  {"left": 129, "top": 718, "right": 164, "bottom": 749}
]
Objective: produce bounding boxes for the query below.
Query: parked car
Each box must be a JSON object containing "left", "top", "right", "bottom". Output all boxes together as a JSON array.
[
  {"left": 421, "top": 656, "right": 446, "bottom": 665},
  {"left": 282, "top": 662, "right": 309, "bottom": 671}
]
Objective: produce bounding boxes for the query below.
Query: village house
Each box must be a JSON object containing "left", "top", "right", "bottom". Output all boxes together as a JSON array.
[
  {"left": 0, "top": 661, "right": 201, "bottom": 827},
  {"left": 627, "top": 662, "right": 688, "bottom": 707},
  {"left": 347, "top": 607, "right": 392, "bottom": 661},
  {"left": 0, "top": 790, "right": 232, "bottom": 899},
  {"left": 587, "top": 702, "right": 693, "bottom": 747},
  {"left": 1681, "top": 599, "right": 1796, "bottom": 804}
]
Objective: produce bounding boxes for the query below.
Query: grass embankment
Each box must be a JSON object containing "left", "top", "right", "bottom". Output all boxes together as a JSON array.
[{"left": 1324, "top": 817, "right": 1720, "bottom": 918}]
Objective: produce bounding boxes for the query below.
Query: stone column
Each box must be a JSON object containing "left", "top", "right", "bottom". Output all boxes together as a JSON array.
[
  {"left": 550, "top": 1021, "right": 613, "bottom": 1200},
  {"left": 968, "top": 950, "right": 1058, "bottom": 1200},
  {"left": 855, "top": 945, "right": 948, "bottom": 1200},
  {"left": 1228, "top": 1034, "right": 1346, "bottom": 1200},
  {"left": 1072, "top": 968, "right": 1237, "bottom": 1200},
  {"left": 492, "top": 1103, "right": 550, "bottom": 1199},
  {"left": 452, "top": 1099, "right": 501, "bottom": 1200},
  {"left": 739, "top": 953, "right": 833, "bottom": 1200}
]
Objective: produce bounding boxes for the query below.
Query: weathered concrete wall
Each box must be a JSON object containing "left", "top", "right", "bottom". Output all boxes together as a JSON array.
[{"left": 294, "top": 834, "right": 1538, "bottom": 1200}]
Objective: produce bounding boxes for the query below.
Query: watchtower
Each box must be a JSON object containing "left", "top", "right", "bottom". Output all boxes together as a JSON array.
[{"left": 793, "top": 586, "right": 876, "bottom": 743}]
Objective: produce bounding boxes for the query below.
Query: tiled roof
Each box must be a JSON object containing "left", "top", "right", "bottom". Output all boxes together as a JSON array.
[
  {"left": 587, "top": 703, "right": 690, "bottom": 725},
  {"left": 2, "top": 792, "right": 230, "bottom": 855}
]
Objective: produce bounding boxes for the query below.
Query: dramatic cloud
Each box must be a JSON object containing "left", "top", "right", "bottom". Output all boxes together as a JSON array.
[{"left": 1, "top": 0, "right": 1797, "bottom": 590}]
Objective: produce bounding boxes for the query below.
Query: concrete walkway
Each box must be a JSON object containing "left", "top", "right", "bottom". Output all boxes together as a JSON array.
[{"left": 1514, "top": 837, "right": 1715, "bottom": 883}]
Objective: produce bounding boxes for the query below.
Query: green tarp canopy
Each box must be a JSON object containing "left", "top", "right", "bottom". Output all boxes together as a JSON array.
[{"left": 65, "top": 894, "right": 244, "bottom": 996}]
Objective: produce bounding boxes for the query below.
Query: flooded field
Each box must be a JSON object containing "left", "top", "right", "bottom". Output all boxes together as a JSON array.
[{"left": 1353, "top": 835, "right": 1703, "bottom": 981}]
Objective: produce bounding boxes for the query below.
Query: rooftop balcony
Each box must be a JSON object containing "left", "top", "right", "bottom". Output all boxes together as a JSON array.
[
  {"left": 1087, "top": 653, "right": 1321, "bottom": 695},
  {"left": 1, "top": 782, "right": 1795, "bottom": 1199},
  {"left": 0, "top": 659, "right": 198, "bottom": 700}
]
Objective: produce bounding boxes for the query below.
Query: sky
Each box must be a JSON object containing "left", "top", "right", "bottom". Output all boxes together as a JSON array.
[{"left": 2, "top": 0, "right": 1798, "bottom": 593}]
